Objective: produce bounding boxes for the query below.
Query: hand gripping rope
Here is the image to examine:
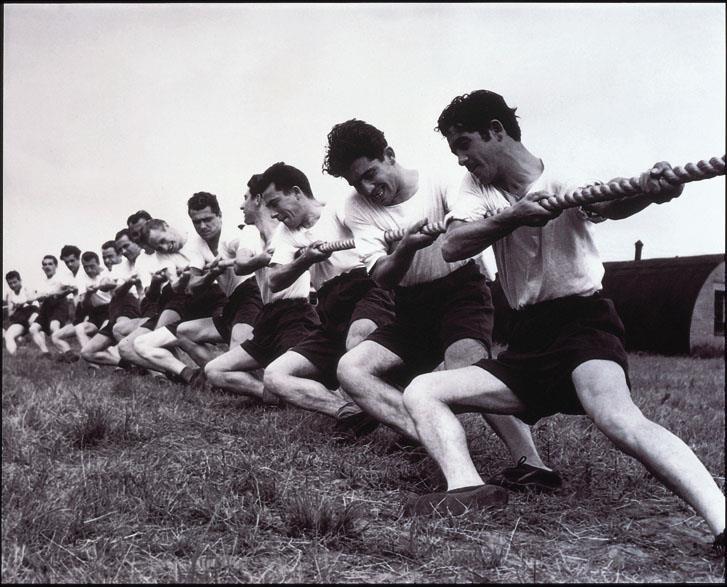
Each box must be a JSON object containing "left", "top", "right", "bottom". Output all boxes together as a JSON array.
[{"left": 314, "top": 155, "right": 726, "bottom": 253}]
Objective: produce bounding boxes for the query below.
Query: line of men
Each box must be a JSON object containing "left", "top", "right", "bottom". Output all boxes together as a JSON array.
[{"left": 4, "top": 89, "right": 723, "bottom": 553}]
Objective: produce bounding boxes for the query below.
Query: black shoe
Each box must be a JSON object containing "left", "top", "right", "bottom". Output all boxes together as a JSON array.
[
  {"left": 713, "top": 530, "right": 725, "bottom": 558},
  {"left": 334, "top": 402, "right": 379, "bottom": 437},
  {"left": 403, "top": 484, "right": 509, "bottom": 517},
  {"left": 64, "top": 350, "right": 80, "bottom": 363},
  {"left": 487, "top": 457, "right": 562, "bottom": 493}
]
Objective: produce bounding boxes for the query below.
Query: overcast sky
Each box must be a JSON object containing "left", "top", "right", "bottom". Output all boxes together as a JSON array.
[{"left": 4, "top": 3, "right": 725, "bottom": 292}]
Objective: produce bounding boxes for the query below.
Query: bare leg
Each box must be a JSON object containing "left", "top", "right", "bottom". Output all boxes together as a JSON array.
[
  {"left": 265, "top": 351, "right": 347, "bottom": 417},
  {"left": 117, "top": 328, "right": 161, "bottom": 371},
  {"left": 574, "top": 360, "right": 726, "bottom": 537},
  {"left": 50, "top": 322, "right": 73, "bottom": 353},
  {"left": 403, "top": 365, "right": 526, "bottom": 489},
  {"left": 175, "top": 318, "right": 224, "bottom": 367},
  {"left": 28, "top": 323, "right": 50, "bottom": 355},
  {"left": 229, "top": 322, "right": 254, "bottom": 347},
  {"left": 81, "top": 332, "right": 122, "bottom": 366},
  {"left": 133, "top": 327, "right": 186, "bottom": 376},
  {"left": 4, "top": 324, "right": 25, "bottom": 355},
  {"left": 337, "top": 340, "right": 418, "bottom": 439},
  {"left": 74, "top": 322, "right": 98, "bottom": 348},
  {"left": 204, "top": 345, "right": 264, "bottom": 398}
]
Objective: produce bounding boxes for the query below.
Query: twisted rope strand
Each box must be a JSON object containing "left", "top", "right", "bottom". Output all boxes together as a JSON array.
[{"left": 312, "top": 155, "right": 725, "bottom": 251}]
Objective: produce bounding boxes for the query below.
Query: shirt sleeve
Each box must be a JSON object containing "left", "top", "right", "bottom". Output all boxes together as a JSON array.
[
  {"left": 445, "top": 172, "right": 509, "bottom": 225},
  {"left": 234, "top": 225, "right": 263, "bottom": 257},
  {"left": 269, "top": 226, "right": 298, "bottom": 266},
  {"left": 343, "top": 197, "right": 389, "bottom": 275}
]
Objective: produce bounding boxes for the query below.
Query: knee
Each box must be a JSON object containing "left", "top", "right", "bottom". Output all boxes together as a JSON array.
[
  {"left": 118, "top": 337, "right": 135, "bottom": 360},
  {"left": 590, "top": 402, "right": 648, "bottom": 447},
  {"left": 132, "top": 334, "right": 152, "bottom": 359},
  {"left": 336, "top": 351, "right": 368, "bottom": 397},
  {"left": 345, "top": 320, "right": 376, "bottom": 351},
  {"left": 112, "top": 322, "right": 126, "bottom": 340},
  {"left": 402, "top": 374, "right": 435, "bottom": 415},
  {"left": 80, "top": 346, "right": 94, "bottom": 362},
  {"left": 176, "top": 322, "right": 194, "bottom": 341},
  {"left": 204, "top": 358, "right": 226, "bottom": 386},
  {"left": 262, "top": 365, "right": 285, "bottom": 397}
]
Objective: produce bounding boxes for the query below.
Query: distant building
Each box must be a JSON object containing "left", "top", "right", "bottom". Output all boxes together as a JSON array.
[
  {"left": 601, "top": 253, "right": 725, "bottom": 356},
  {"left": 490, "top": 253, "right": 726, "bottom": 356}
]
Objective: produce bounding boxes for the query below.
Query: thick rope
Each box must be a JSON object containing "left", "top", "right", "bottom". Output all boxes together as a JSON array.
[{"left": 314, "top": 155, "right": 725, "bottom": 252}]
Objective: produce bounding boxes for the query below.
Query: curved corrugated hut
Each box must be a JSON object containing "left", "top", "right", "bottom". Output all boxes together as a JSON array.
[{"left": 601, "top": 254, "right": 725, "bottom": 355}]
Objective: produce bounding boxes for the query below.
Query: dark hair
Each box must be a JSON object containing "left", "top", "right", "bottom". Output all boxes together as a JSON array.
[
  {"left": 115, "top": 228, "right": 130, "bottom": 242},
  {"left": 81, "top": 251, "right": 99, "bottom": 264},
  {"left": 139, "top": 219, "right": 168, "bottom": 243},
  {"left": 60, "top": 245, "right": 81, "bottom": 259},
  {"left": 322, "top": 119, "right": 388, "bottom": 177},
  {"left": 127, "top": 210, "right": 152, "bottom": 226},
  {"left": 43, "top": 255, "right": 58, "bottom": 265},
  {"left": 101, "top": 240, "right": 119, "bottom": 252},
  {"left": 436, "top": 90, "right": 521, "bottom": 141},
  {"left": 259, "top": 162, "right": 314, "bottom": 198},
  {"left": 246, "top": 173, "right": 265, "bottom": 197},
  {"left": 5, "top": 271, "right": 20, "bottom": 282},
  {"left": 188, "top": 192, "right": 221, "bottom": 216}
]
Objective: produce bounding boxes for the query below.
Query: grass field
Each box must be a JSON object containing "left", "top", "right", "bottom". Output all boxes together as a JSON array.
[{"left": 2, "top": 343, "right": 725, "bottom": 583}]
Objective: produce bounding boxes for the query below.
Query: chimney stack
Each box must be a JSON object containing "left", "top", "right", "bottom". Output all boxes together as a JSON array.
[{"left": 634, "top": 240, "right": 643, "bottom": 261}]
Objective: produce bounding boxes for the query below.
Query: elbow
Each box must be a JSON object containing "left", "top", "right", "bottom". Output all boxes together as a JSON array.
[
  {"left": 268, "top": 275, "right": 284, "bottom": 293},
  {"left": 440, "top": 237, "right": 459, "bottom": 263}
]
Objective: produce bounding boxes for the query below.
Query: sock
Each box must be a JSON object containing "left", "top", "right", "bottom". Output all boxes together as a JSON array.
[{"left": 118, "top": 358, "right": 133, "bottom": 370}]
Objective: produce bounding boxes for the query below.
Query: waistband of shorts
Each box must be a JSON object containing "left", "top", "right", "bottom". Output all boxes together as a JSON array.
[
  {"left": 263, "top": 297, "right": 310, "bottom": 310},
  {"left": 514, "top": 291, "right": 604, "bottom": 316},
  {"left": 317, "top": 267, "right": 370, "bottom": 299},
  {"left": 396, "top": 260, "right": 478, "bottom": 294}
]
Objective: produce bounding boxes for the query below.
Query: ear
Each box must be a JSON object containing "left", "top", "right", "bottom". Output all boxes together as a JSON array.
[
  {"left": 489, "top": 119, "right": 505, "bottom": 140},
  {"left": 384, "top": 145, "right": 396, "bottom": 163}
]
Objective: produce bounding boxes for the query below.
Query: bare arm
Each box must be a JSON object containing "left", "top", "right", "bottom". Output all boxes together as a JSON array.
[
  {"left": 369, "top": 219, "right": 439, "bottom": 289},
  {"left": 268, "top": 242, "right": 330, "bottom": 293},
  {"left": 441, "top": 192, "right": 561, "bottom": 262}
]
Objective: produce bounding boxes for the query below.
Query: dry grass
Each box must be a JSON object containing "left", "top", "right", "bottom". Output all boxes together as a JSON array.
[{"left": 2, "top": 343, "right": 725, "bottom": 583}]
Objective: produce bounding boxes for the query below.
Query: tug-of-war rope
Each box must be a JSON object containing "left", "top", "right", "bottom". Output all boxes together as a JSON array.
[{"left": 315, "top": 155, "right": 726, "bottom": 253}]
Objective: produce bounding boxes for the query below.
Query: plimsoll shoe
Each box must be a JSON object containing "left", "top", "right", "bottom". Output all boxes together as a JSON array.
[
  {"left": 487, "top": 456, "right": 562, "bottom": 493},
  {"left": 403, "top": 484, "right": 509, "bottom": 517}
]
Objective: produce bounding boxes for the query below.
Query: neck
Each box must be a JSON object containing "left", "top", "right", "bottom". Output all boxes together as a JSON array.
[
  {"left": 493, "top": 142, "right": 543, "bottom": 196},
  {"left": 300, "top": 199, "right": 324, "bottom": 229},
  {"left": 391, "top": 167, "right": 420, "bottom": 205},
  {"left": 255, "top": 215, "right": 278, "bottom": 244}
]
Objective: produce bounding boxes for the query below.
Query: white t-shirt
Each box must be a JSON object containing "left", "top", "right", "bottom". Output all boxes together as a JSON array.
[
  {"left": 270, "top": 198, "right": 364, "bottom": 291},
  {"left": 154, "top": 234, "right": 206, "bottom": 288},
  {"left": 344, "top": 172, "right": 469, "bottom": 287},
  {"left": 80, "top": 268, "right": 112, "bottom": 306},
  {"left": 36, "top": 272, "right": 75, "bottom": 299},
  {"left": 257, "top": 224, "right": 311, "bottom": 304},
  {"left": 108, "top": 257, "right": 144, "bottom": 298},
  {"left": 450, "top": 167, "right": 604, "bottom": 309},
  {"left": 190, "top": 226, "right": 260, "bottom": 297},
  {"left": 134, "top": 251, "right": 158, "bottom": 291},
  {"left": 4, "top": 287, "right": 37, "bottom": 315}
]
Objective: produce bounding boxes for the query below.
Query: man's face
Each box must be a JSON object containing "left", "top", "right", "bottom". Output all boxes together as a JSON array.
[
  {"left": 342, "top": 153, "right": 401, "bottom": 206},
  {"left": 128, "top": 218, "right": 147, "bottom": 245},
  {"left": 241, "top": 189, "right": 259, "bottom": 225},
  {"left": 445, "top": 127, "right": 501, "bottom": 185},
  {"left": 146, "top": 225, "right": 182, "bottom": 254},
  {"left": 61, "top": 254, "right": 80, "bottom": 275},
  {"left": 42, "top": 258, "right": 57, "bottom": 278},
  {"left": 189, "top": 206, "right": 222, "bottom": 242},
  {"left": 82, "top": 257, "right": 102, "bottom": 279},
  {"left": 101, "top": 247, "right": 121, "bottom": 270},
  {"left": 6, "top": 277, "right": 21, "bottom": 293},
  {"left": 261, "top": 184, "right": 304, "bottom": 228},
  {"left": 116, "top": 235, "right": 142, "bottom": 260}
]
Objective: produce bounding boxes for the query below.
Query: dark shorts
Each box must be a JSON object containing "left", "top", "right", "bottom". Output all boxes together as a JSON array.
[
  {"left": 137, "top": 284, "right": 175, "bottom": 330},
  {"left": 162, "top": 284, "right": 227, "bottom": 323},
  {"left": 9, "top": 305, "right": 37, "bottom": 330},
  {"left": 72, "top": 302, "right": 86, "bottom": 326},
  {"left": 366, "top": 261, "right": 494, "bottom": 383},
  {"left": 38, "top": 297, "right": 70, "bottom": 335},
  {"left": 241, "top": 298, "right": 321, "bottom": 368},
  {"left": 212, "top": 278, "right": 264, "bottom": 342},
  {"left": 291, "top": 268, "right": 395, "bottom": 389},
  {"left": 86, "top": 304, "right": 111, "bottom": 329},
  {"left": 97, "top": 292, "right": 141, "bottom": 339},
  {"left": 473, "top": 293, "right": 630, "bottom": 425}
]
